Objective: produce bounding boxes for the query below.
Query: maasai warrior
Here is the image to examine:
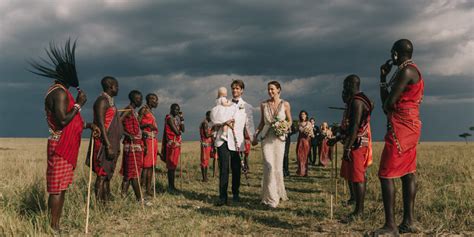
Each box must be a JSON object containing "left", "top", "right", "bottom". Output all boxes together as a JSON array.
[
  {"left": 199, "top": 111, "right": 213, "bottom": 182},
  {"left": 376, "top": 39, "right": 424, "bottom": 235},
  {"left": 210, "top": 131, "right": 219, "bottom": 177},
  {"left": 138, "top": 93, "right": 160, "bottom": 197},
  {"left": 212, "top": 80, "right": 255, "bottom": 206},
  {"left": 30, "top": 39, "right": 99, "bottom": 231},
  {"left": 296, "top": 110, "right": 313, "bottom": 177},
  {"left": 161, "top": 103, "right": 185, "bottom": 193},
  {"left": 243, "top": 127, "right": 251, "bottom": 171},
  {"left": 339, "top": 75, "right": 374, "bottom": 220},
  {"left": 120, "top": 90, "right": 145, "bottom": 201},
  {"left": 89, "top": 76, "right": 123, "bottom": 203}
]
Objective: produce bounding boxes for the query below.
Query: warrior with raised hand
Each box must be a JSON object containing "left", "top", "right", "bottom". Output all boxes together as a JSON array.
[
  {"left": 375, "top": 39, "right": 424, "bottom": 236},
  {"left": 30, "top": 39, "right": 99, "bottom": 231}
]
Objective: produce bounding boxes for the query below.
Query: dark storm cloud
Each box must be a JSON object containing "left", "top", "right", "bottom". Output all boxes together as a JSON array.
[{"left": 0, "top": 0, "right": 473, "bottom": 140}]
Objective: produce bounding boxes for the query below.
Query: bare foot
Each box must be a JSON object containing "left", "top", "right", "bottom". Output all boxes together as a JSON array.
[
  {"left": 373, "top": 225, "right": 399, "bottom": 237},
  {"left": 398, "top": 223, "right": 421, "bottom": 234}
]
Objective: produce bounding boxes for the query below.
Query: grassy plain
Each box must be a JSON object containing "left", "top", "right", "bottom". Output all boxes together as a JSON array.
[{"left": 0, "top": 138, "right": 472, "bottom": 236}]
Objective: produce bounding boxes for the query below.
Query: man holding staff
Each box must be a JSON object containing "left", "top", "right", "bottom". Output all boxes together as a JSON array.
[
  {"left": 376, "top": 39, "right": 424, "bottom": 235},
  {"left": 120, "top": 90, "right": 145, "bottom": 201},
  {"left": 30, "top": 40, "right": 99, "bottom": 231},
  {"left": 139, "top": 93, "right": 160, "bottom": 197},
  {"left": 161, "top": 104, "right": 185, "bottom": 193},
  {"left": 340, "top": 75, "right": 374, "bottom": 220},
  {"left": 89, "top": 76, "right": 122, "bottom": 203}
]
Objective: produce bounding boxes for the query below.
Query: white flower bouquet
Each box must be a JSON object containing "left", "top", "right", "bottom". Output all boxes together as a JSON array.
[{"left": 271, "top": 117, "right": 291, "bottom": 137}]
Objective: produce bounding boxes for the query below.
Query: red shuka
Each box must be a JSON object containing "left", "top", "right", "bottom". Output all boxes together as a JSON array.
[
  {"left": 340, "top": 92, "right": 373, "bottom": 182},
  {"left": 140, "top": 109, "right": 159, "bottom": 168},
  {"left": 162, "top": 114, "right": 182, "bottom": 170},
  {"left": 92, "top": 106, "right": 116, "bottom": 176},
  {"left": 46, "top": 84, "right": 84, "bottom": 168},
  {"left": 121, "top": 109, "right": 144, "bottom": 179},
  {"left": 45, "top": 84, "right": 84, "bottom": 194},
  {"left": 379, "top": 63, "right": 424, "bottom": 179},
  {"left": 200, "top": 121, "right": 213, "bottom": 168}
]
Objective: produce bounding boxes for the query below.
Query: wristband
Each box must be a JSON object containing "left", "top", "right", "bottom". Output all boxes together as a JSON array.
[{"left": 73, "top": 103, "right": 82, "bottom": 112}]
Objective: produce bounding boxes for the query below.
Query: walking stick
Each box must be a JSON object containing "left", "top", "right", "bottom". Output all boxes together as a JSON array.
[
  {"left": 335, "top": 143, "right": 338, "bottom": 178},
  {"left": 151, "top": 133, "right": 156, "bottom": 198},
  {"left": 212, "top": 156, "right": 216, "bottom": 177},
  {"left": 179, "top": 147, "right": 183, "bottom": 190},
  {"left": 85, "top": 134, "right": 94, "bottom": 234},
  {"left": 335, "top": 143, "right": 338, "bottom": 204},
  {"left": 130, "top": 141, "right": 145, "bottom": 210}
]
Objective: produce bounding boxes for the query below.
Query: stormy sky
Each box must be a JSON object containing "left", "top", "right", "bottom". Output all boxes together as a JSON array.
[{"left": 0, "top": 0, "right": 473, "bottom": 141}]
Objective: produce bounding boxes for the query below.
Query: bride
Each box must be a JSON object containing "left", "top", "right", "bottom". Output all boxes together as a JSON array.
[{"left": 253, "top": 81, "right": 293, "bottom": 208}]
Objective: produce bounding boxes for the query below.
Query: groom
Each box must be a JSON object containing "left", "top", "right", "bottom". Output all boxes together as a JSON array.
[{"left": 212, "top": 79, "right": 255, "bottom": 206}]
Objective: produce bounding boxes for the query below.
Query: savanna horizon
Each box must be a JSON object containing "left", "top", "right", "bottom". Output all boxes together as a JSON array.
[{"left": 0, "top": 138, "right": 472, "bottom": 235}]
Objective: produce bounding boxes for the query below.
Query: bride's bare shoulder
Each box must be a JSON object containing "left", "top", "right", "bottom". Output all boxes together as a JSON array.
[{"left": 260, "top": 100, "right": 270, "bottom": 106}]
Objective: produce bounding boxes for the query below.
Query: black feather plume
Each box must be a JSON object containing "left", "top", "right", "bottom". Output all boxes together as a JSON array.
[{"left": 28, "top": 39, "right": 79, "bottom": 87}]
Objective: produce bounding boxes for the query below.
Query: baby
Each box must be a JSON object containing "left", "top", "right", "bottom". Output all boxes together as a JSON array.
[{"left": 211, "top": 87, "right": 236, "bottom": 141}]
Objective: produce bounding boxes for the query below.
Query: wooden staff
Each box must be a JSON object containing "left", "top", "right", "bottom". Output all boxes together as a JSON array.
[
  {"left": 130, "top": 141, "right": 145, "bottom": 210},
  {"left": 179, "top": 151, "right": 183, "bottom": 190},
  {"left": 117, "top": 109, "right": 133, "bottom": 112},
  {"left": 151, "top": 133, "right": 156, "bottom": 198},
  {"left": 335, "top": 143, "right": 338, "bottom": 178},
  {"left": 335, "top": 143, "right": 338, "bottom": 204},
  {"left": 85, "top": 134, "right": 94, "bottom": 234},
  {"left": 330, "top": 194, "right": 334, "bottom": 220}
]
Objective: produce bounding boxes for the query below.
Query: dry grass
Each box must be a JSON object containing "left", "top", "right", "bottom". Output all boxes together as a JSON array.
[{"left": 0, "top": 138, "right": 473, "bottom": 236}]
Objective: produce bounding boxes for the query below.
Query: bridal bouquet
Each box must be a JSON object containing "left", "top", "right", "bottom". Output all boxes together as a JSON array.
[
  {"left": 303, "top": 124, "right": 315, "bottom": 138},
  {"left": 271, "top": 117, "right": 291, "bottom": 137}
]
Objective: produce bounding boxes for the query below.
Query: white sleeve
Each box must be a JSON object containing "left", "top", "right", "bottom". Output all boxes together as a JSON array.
[{"left": 244, "top": 103, "right": 255, "bottom": 139}]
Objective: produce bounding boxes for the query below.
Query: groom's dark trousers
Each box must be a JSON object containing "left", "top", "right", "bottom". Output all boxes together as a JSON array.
[{"left": 218, "top": 142, "right": 241, "bottom": 202}]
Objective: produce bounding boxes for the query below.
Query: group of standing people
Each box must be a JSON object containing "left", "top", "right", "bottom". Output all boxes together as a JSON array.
[
  {"left": 36, "top": 38, "right": 424, "bottom": 236},
  {"left": 291, "top": 114, "right": 335, "bottom": 177}
]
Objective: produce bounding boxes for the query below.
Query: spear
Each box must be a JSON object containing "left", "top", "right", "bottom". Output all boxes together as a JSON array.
[{"left": 85, "top": 133, "right": 94, "bottom": 234}]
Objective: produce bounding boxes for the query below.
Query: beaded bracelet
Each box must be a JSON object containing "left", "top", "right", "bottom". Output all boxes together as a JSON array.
[{"left": 73, "top": 103, "right": 82, "bottom": 112}]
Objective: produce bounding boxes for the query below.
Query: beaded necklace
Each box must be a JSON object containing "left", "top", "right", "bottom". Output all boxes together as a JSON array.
[
  {"left": 388, "top": 59, "right": 414, "bottom": 88},
  {"left": 101, "top": 92, "right": 114, "bottom": 107}
]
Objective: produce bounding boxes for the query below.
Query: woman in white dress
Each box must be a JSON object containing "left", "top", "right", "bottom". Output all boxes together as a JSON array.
[{"left": 252, "top": 81, "right": 293, "bottom": 208}]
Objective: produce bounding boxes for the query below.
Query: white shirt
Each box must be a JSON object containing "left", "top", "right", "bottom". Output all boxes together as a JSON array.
[{"left": 213, "top": 97, "right": 255, "bottom": 151}]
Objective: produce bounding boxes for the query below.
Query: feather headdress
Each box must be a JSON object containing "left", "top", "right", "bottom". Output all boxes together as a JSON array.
[{"left": 29, "top": 39, "right": 79, "bottom": 87}]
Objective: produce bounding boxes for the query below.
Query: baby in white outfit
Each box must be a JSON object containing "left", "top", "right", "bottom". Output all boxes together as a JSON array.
[{"left": 211, "top": 87, "right": 236, "bottom": 141}]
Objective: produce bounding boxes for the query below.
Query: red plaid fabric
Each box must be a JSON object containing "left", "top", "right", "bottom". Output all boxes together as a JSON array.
[
  {"left": 120, "top": 142, "right": 144, "bottom": 179},
  {"left": 47, "top": 139, "right": 74, "bottom": 194},
  {"left": 143, "top": 138, "right": 158, "bottom": 168},
  {"left": 123, "top": 110, "right": 142, "bottom": 140}
]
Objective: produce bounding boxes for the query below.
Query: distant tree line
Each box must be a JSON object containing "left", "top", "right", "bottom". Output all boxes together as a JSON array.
[{"left": 458, "top": 126, "right": 474, "bottom": 144}]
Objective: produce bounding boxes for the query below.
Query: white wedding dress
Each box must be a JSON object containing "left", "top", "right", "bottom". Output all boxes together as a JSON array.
[{"left": 260, "top": 100, "right": 289, "bottom": 208}]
